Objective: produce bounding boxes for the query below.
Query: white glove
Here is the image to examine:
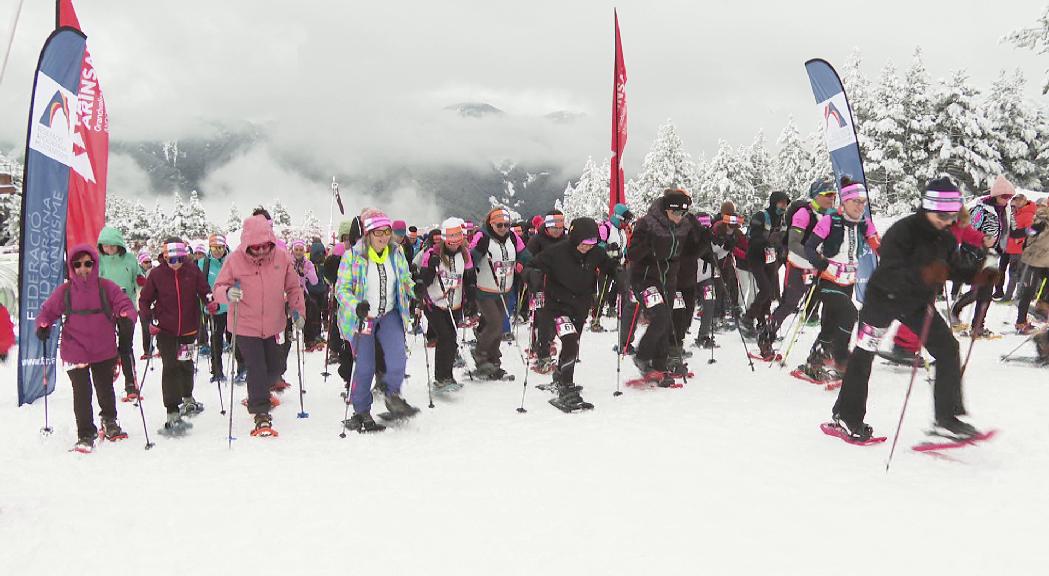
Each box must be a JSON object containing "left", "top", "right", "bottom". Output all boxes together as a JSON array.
[{"left": 228, "top": 286, "right": 244, "bottom": 303}]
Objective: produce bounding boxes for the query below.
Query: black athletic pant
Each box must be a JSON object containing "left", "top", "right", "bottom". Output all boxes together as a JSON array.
[
  {"left": 426, "top": 306, "right": 458, "bottom": 380},
  {"left": 139, "top": 316, "right": 153, "bottom": 356},
  {"left": 116, "top": 319, "right": 135, "bottom": 389},
  {"left": 68, "top": 357, "right": 118, "bottom": 439},
  {"left": 717, "top": 257, "right": 739, "bottom": 317},
  {"left": 237, "top": 335, "right": 282, "bottom": 415},
  {"left": 995, "top": 251, "right": 1010, "bottom": 294},
  {"left": 952, "top": 285, "right": 993, "bottom": 330},
  {"left": 304, "top": 293, "right": 321, "bottom": 344},
  {"left": 635, "top": 286, "right": 672, "bottom": 370},
  {"left": 549, "top": 303, "right": 585, "bottom": 385},
  {"left": 745, "top": 260, "right": 780, "bottom": 323},
  {"left": 769, "top": 264, "right": 812, "bottom": 335},
  {"left": 694, "top": 279, "right": 716, "bottom": 341},
  {"left": 813, "top": 280, "right": 856, "bottom": 365},
  {"left": 619, "top": 297, "right": 640, "bottom": 350},
  {"left": 535, "top": 305, "right": 554, "bottom": 358},
  {"left": 835, "top": 289, "right": 963, "bottom": 424},
  {"left": 155, "top": 333, "right": 197, "bottom": 414},
  {"left": 672, "top": 286, "right": 697, "bottom": 345},
  {"left": 208, "top": 312, "right": 242, "bottom": 377},
  {"left": 1016, "top": 266, "right": 1049, "bottom": 324}
]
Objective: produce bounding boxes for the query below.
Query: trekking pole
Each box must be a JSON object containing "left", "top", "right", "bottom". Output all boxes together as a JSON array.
[
  {"left": 339, "top": 323, "right": 363, "bottom": 438},
  {"left": 516, "top": 306, "right": 536, "bottom": 413},
  {"left": 886, "top": 302, "right": 936, "bottom": 473},
  {"left": 226, "top": 281, "right": 241, "bottom": 449},
  {"left": 321, "top": 291, "right": 337, "bottom": 380},
  {"left": 777, "top": 282, "right": 820, "bottom": 369},
  {"left": 424, "top": 326, "right": 434, "bottom": 409},
  {"left": 616, "top": 296, "right": 641, "bottom": 396},
  {"left": 733, "top": 275, "right": 756, "bottom": 372},
  {"left": 707, "top": 300, "right": 717, "bottom": 365},
  {"left": 40, "top": 338, "right": 53, "bottom": 436},
  {"left": 295, "top": 325, "right": 309, "bottom": 419},
  {"left": 131, "top": 354, "right": 155, "bottom": 450},
  {"left": 960, "top": 297, "right": 990, "bottom": 380}
]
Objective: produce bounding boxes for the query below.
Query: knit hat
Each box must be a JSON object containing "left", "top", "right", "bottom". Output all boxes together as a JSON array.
[
  {"left": 808, "top": 176, "right": 836, "bottom": 199},
  {"left": 290, "top": 239, "right": 307, "bottom": 250},
  {"left": 487, "top": 208, "right": 511, "bottom": 225},
  {"left": 441, "top": 217, "right": 465, "bottom": 239},
  {"left": 191, "top": 240, "right": 207, "bottom": 255},
  {"left": 662, "top": 189, "right": 692, "bottom": 212},
  {"left": 332, "top": 242, "right": 347, "bottom": 258},
  {"left": 568, "top": 217, "right": 600, "bottom": 247},
  {"left": 137, "top": 247, "right": 152, "bottom": 264},
  {"left": 208, "top": 233, "right": 227, "bottom": 247},
  {"left": 610, "top": 203, "right": 634, "bottom": 227},
  {"left": 922, "top": 177, "right": 964, "bottom": 213},
  {"left": 530, "top": 215, "right": 544, "bottom": 230},
  {"left": 162, "top": 240, "right": 189, "bottom": 259},
  {"left": 360, "top": 208, "right": 393, "bottom": 234},
  {"left": 338, "top": 219, "right": 356, "bottom": 238},
  {"left": 768, "top": 191, "right": 790, "bottom": 208},
  {"left": 839, "top": 181, "right": 867, "bottom": 203},
  {"left": 392, "top": 220, "right": 407, "bottom": 234},
  {"left": 990, "top": 175, "right": 1016, "bottom": 198}
]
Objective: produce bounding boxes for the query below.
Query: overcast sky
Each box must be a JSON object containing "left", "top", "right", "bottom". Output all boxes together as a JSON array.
[{"left": 0, "top": 0, "right": 1047, "bottom": 222}]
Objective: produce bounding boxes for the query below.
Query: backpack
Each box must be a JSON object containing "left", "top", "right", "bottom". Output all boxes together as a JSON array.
[
  {"left": 62, "top": 281, "right": 113, "bottom": 322},
  {"left": 784, "top": 199, "right": 819, "bottom": 247}
]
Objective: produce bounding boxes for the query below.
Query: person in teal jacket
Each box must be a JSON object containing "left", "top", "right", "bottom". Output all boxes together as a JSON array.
[
  {"left": 198, "top": 233, "right": 240, "bottom": 383},
  {"left": 98, "top": 225, "right": 145, "bottom": 396}
]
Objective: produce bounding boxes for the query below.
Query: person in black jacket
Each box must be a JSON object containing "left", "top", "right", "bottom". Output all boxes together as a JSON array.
[
  {"left": 831, "top": 177, "right": 997, "bottom": 442},
  {"left": 741, "top": 191, "right": 791, "bottom": 337},
  {"left": 625, "top": 189, "right": 692, "bottom": 387},
  {"left": 527, "top": 210, "right": 567, "bottom": 371},
  {"left": 669, "top": 210, "right": 711, "bottom": 375},
  {"left": 710, "top": 201, "right": 745, "bottom": 327},
  {"left": 526, "top": 217, "right": 618, "bottom": 409}
]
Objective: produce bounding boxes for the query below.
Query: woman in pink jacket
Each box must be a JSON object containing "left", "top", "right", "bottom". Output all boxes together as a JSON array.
[
  {"left": 214, "top": 215, "right": 306, "bottom": 436},
  {"left": 36, "top": 244, "right": 137, "bottom": 453}
]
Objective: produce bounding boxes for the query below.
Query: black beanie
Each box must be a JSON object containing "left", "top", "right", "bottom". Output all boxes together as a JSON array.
[
  {"left": 768, "top": 191, "right": 790, "bottom": 208},
  {"left": 662, "top": 189, "right": 692, "bottom": 211},
  {"left": 567, "top": 217, "right": 599, "bottom": 247}
]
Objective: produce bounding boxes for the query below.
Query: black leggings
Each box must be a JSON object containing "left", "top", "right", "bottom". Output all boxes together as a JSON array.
[
  {"left": 425, "top": 306, "right": 459, "bottom": 380},
  {"left": 155, "top": 333, "right": 197, "bottom": 413},
  {"left": 813, "top": 280, "right": 856, "bottom": 364},
  {"left": 68, "top": 357, "right": 118, "bottom": 439}
]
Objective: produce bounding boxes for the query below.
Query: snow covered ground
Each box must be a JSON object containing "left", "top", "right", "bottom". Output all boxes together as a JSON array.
[{"left": 1, "top": 300, "right": 1047, "bottom": 575}]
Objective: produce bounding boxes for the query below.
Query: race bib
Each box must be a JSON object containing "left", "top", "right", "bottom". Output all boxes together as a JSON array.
[
  {"left": 673, "top": 291, "right": 686, "bottom": 309},
  {"left": 531, "top": 292, "right": 545, "bottom": 311},
  {"left": 554, "top": 316, "right": 577, "bottom": 338},
  {"left": 492, "top": 261, "right": 511, "bottom": 278},
  {"left": 764, "top": 247, "right": 777, "bottom": 264},
  {"left": 827, "top": 262, "right": 857, "bottom": 284},
  {"left": 441, "top": 270, "right": 462, "bottom": 289},
  {"left": 702, "top": 284, "right": 715, "bottom": 301},
  {"left": 177, "top": 344, "right": 194, "bottom": 362},
  {"left": 642, "top": 287, "right": 664, "bottom": 309}
]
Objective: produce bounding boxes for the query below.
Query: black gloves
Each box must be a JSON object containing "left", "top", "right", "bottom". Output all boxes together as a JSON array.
[
  {"left": 473, "top": 233, "right": 490, "bottom": 256},
  {"left": 36, "top": 325, "right": 51, "bottom": 342},
  {"left": 356, "top": 301, "right": 371, "bottom": 319}
]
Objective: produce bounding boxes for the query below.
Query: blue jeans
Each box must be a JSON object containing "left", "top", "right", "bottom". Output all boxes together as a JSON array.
[{"left": 349, "top": 312, "right": 407, "bottom": 414}]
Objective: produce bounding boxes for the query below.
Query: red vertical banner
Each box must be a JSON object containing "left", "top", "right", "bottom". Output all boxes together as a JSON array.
[
  {"left": 58, "top": 0, "right": 108, "bottom": 249},
  {"left": 609, "top": 9, "right": 627, "bottom": 215}
]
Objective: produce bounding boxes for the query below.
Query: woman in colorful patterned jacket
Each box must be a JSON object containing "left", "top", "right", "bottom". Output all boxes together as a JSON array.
[{"left": 336, "top": 208, "right": 418, "bottom": 433}]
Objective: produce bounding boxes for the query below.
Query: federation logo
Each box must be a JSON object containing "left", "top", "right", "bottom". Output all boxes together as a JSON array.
[
  {"left": 39, "top": 90, "right": 71, "bottom": 130},
  {"left": 823, "top": 101, "right": 847, "bottom": 129}
]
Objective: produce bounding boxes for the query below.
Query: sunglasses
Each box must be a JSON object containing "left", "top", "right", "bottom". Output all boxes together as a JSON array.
[
  {"left": 72, "top": 260, "right": 94, "bottom": 270},
  {"left": 817, "top": 191, "right": 837, "bottom": 197},
  {"left": 248, "top": 243, "right": 273, "bottom": 252},
  {"left": 371, "top": 228, "right": 393, "bottom": 238},
  {"left": 492, "top": 223, "right": 509, "bottom": 229},
  {"left": 669, "top": 208, "right": 688, "bottom": 216},
  {"left": 167, "top": 256, "right": 185, "bottom": 264}
]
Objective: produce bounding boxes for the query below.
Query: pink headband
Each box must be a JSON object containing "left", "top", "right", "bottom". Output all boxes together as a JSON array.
[
  {"left": 290, "top": 239, "right": 307, "bottom": 250},
  {"left": 579, "top": 238, "right": 598, "bottom": 246},
  {"left": 137, "top": 249, "right": 151, "bottom": 263},
  {"left": 923, "top": 190, "right": 963, "bottom": 213},
  {"left": 697, "top": 215, "right": 712, "bottom": 227},
  {"left": 364, "top": 215, "right": 393, "bottom": 233},
  {"left": 164, "top": 242, "right": 188, "bottom": 258},
  {"left": 839, "top": 183, "right": 866, "bottom": 203}
]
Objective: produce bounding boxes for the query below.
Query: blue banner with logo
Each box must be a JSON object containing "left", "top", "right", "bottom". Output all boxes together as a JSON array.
[
  {"left": 804, "top": 58, "right": 876, "bottom": 302},
  {"left": 18, "top": 28, "right": 86, "bottom": 406}
]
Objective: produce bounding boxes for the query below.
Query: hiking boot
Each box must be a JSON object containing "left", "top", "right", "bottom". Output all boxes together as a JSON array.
[
  {"left": 180, "top": 397, "right": 204, "bottom": 417},
  {"left": 343, "top": 412, "right": 386, "bottom": 433},
  {"left": 101, "top": 418, "right": 127, "bottom": 441},
  {"left": 694, "top": 336, "right": 716, "bottom": 349},
  {"left": 931, "top": 416, "right": 980, "bottom": 440},
  {"left": 833, "top": 413, "right": 873, "bottom": 442},
  {"left": 384, "top": 394, "right": 420, "bottom": 418},
  {"left": 1016, "top": 322, "right": 1037, "bottom": 335}
]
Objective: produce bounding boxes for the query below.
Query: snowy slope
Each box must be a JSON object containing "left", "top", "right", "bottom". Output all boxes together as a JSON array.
[{"left": 1, "top": 301, "right": 1047, "bottom": 575}]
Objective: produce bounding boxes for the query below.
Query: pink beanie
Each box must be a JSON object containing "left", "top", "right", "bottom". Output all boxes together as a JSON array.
[{"left": 360, "top": 208, "right": 393, "bottom": 234}]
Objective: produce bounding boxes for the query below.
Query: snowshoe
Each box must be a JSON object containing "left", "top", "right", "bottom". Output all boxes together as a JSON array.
[
  {"left": 73, "top": 436, "right": 95, "bottom": 454},
  {"left": 271, "top": 378, "right": 291, "bottom": 392},
  {"left": 739, "top": 317, "right": 758, "bottom": 339},
  {"left": 379, "top": 394, "right": 420, "bottom": 420},
  {"left": 121, "top": 386, "right": 141, "bottom": 403},
  {"left": 625, "top": 370, "right": 682, "bottom": 389},
  {"left": 756, "top": 326, "right": 776, "bottom": 358},
  {"left": 250, "top": 413, "right": 278, "bottom": 438},
  {"left": 198, "top": 345, "right": 211, "bottom": 357},
  {"left": 927, "top": 416, "right": 982, "bottom": 442},
  {"left": 453, "top": 353, "right": 466, "bottom": 368},
  {"left": 139, "top": 352, "right": 152, "bottom": 360},
  {"left": 240, "top": 394, "right": 281, "bottom": 409},
  {"left": 613, "top": 343, "right": 636, "bottom": 355},
  {"left": 432, "top": 378, "right": 463, "bottom": 393},
  {"left": 234, "top": 369, "right": 247, "bottom": 384},
  {"left": 180, "top": 398, "right": 205, "bottom": 417},
  {"left": 479, "top": 368, "right": 514, "bottom": 381},
  {"left": 159, "top": 413, "right": 193, "bottom": 437},
  {"left": 1015, "top": 322, "right": 1038, "bottom": 336},
  {"left": 343, "top": 412, "right": 386, "bottom": 433},
  {"left": 100, "top": 418, "right": 128, "bottom": 442},
  {"left": 589, "top": 319, "right": 606, "bottom": 333},
  {"left": 877, "top": 345, "right": 921, "bottom": 367},
  {"left": 210, "top": 373, "right": 227, "bottom": 384},
  {"left": 549, "top": 394, "right": 594, "bottom": 413},
  {"left": 532, "top": 356, "right": 556, "bottom": 375},
  {"left": 694, "top": 336, "right": 717, "bottom": 349},
  {"left": 632, "top": 356, "right": 653, "bottom": 374},
  {"left": 913, "top": 427, "right": 997, "bottom": 452},
  {"left": 502, "top": 333, "right": 515, "bottom": 343},
  {"left": 747, "top": 351, "right": 780, "bottom": 363},
  {"left": 820, "top": 421, "right": 885, "bottom": 446}
]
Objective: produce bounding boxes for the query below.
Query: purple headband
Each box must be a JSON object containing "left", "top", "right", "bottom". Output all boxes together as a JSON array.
[
  {"left": 137, "top": 249, "right": 151, "bottom": 263},
  {"left": 164, "top": 242, "right": 189, "bottom": 258},
  {"left": 364, "top": 215, "right": 393, "bottom": 233},
  {"left": 839, "top": 183, "right": 866, "bottom": 203},
  {"left": 579, "top": 237, "right": 598, "bottom": 246},
  {"left": 290, "top": 239, "right": 307, "bottom": 250},
  {"left": 922, "top": 190, "right": 963, "bottom": 213}
]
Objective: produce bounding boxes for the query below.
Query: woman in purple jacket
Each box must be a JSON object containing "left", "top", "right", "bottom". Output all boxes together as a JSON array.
[{"left": 36, "top": 244, "right": 137, "bottom": 453}]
